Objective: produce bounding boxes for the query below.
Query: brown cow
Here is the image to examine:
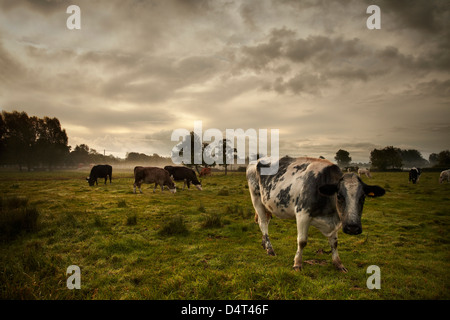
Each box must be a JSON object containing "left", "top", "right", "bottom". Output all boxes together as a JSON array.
[
  {"left": 199, "top": 167, "right": 212, "bottom": 177},
  {"left": 133, "top": 167, "right": 176, "bottom": 194}
]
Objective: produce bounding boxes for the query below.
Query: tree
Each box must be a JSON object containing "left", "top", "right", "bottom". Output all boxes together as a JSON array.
[
  {"left": 437, "top": 150, "right": 450, "bottom": 167},
  {"left": 429, "top": 153, "right": 439, "bottom": 166},
  {"left": 1, "top": 111, "right": 71, "bottom": 170},
  {"left": 370, "top": 146, "right": 403, "bottom": 170},
  {"left": 69, "top": 144, "right": 91, "bottom": 164},
  {"left": 35, "top": 117, "right": 70, "bottom": 168},
  {"left": 218, "top": 138, "right": 237, "bottom": 175},
  {"left": 176, "top": 131, "right": 209, "bottom": 174},
  {"left": 399, "top": 149, "right": 427, "bottom": 168},
  {"left": 1, "top": 111, "right": 37, "bottom": 171},
  {"left": 334, "top": 149, "right": 352, "bottom": 167}
]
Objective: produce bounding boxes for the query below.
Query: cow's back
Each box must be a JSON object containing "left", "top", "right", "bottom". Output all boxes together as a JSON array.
[
  {"left": 255, "top": 157, "right": 342, "bottom": 218},
  {"left": 138, "top": 167, "right": 163, "bottom": 183}
]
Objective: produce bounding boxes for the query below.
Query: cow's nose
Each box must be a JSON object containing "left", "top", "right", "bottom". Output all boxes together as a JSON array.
[{"left": 343, "top": 224, "right": 362, "bottom": 235}]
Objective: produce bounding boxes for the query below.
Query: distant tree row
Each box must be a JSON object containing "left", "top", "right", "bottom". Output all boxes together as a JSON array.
[
  {"left": 0, "top": 111, "right": 70, "bottom": 171},
  {"left": 335, "top": 147, "right": 450, "bottom": 171},
  {"left": 1, "top": 110, "right": 448, "bottom": 172},
  {"left": 0, "top": 111, "right": 171, "bottom": 170}
]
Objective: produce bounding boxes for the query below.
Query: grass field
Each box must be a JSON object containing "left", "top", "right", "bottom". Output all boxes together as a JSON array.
[{"left": 0, "top": 169, "right": 449, "bottom": 300}]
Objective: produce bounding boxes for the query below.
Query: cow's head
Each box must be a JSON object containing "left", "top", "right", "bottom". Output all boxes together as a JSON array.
[
  {"left": 194, "top": 179, "right": 203, "bottom": 191},
  {"left": 166, "top": 180, "right": 177, "bottom": 194},
  {"left": 86, "top": 177, "right": 95, "bottom": 186},
  {"left": 319, "top": 173, "right": 385, "bottom": 235}
]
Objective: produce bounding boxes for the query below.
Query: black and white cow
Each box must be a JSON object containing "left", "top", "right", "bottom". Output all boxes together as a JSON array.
[
  {"left": 409, "top": 167, "right": 421, "bottom": 184},
  {"left": 246, "top": 156, "right": 385, "bottom": 272},
  {"left": 86, "top": 164, "right": 112, "bottom": 186},
  {"left": 164, "top": 166, "right": 202, "bottom": 190}
]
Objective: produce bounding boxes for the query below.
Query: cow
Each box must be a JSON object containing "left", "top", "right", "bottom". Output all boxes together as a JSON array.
[
  {"left": 246, "top": 156, "right": 385, "bottom": 272},
  {"left": 409, "top": 167, "right": 422, "bottom": 184},
  {"left": 345, "top": 166, "right": 359, "bottom": 173},
  {"left": 357, "top": 168, "right": 372, "bottom": 178},
  {"left": 164, "top": 166, "right": 202, "bottom": 190},
  {"left": 86, "top": 164, "right": 112, "bottom": 186},
  {"left": 133, "top": 167, "right": 176, "bottom": 194},
  {"left": 199, "top": 167, "right": 212, "bottom": 177},
  {"left": 439, "top": 169, "right": 450, "bottom": 183}
]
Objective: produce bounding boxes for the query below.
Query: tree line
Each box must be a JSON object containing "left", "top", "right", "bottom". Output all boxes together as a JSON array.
[
  {"left": 335, "top": 147, "right": 450, "bottom": 171},
  {"left": 0, "top": 111, "right": 172, "bottom": 171},
  {"left": 1, "top": 110, "right": 448, "bottom": 171}
]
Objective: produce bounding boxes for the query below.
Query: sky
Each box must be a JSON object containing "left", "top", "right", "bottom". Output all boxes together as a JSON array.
[{"left": 0, "top": 0, "right": 449, "bottom": 163}]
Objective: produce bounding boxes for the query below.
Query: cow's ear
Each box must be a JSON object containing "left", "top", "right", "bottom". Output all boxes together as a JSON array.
[
  {"left": 319, "top": 184, "right": 338, "bottom": 196},
  {"left": 363, "top": 185, "right": 385, "bottom": 197}
]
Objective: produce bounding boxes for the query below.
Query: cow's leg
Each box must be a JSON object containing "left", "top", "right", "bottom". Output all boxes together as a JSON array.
[
  {"left": 327, "top": 231, "right": 347, "bottom": 273},
  {"left": 153, "top": 183, "right": 157, "bottom": 193},
  {"left": 133, "top": 182, "right": 142, "bottom": 194},
  {"left": 314, "top": 221, "right": 348, "bottom": 273},
  {"left": 293, "top": 211, "right": 311, "bottom": 271},
  {"left": 104, "top": 177, "right": 107, "bottom": 184},
  {"left": 250, "top": 195, "right": 275, "bottom": 256}
]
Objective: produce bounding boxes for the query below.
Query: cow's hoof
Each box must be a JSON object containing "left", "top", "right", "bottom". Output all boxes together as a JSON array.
[
  {"left": 267, "top": 248, "right": 276, "bottom": 256},
  {"left": 335, "top": 265, "right": 348, "bottom": 273},
  {"left": 293, "top": 265, "right": 302, "bottom": 272}
]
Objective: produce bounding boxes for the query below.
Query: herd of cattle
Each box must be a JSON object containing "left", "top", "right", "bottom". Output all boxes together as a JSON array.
[
  {"left": 86, "top": 164, "right": 208, "bottom": 192},
  {"left": 85, "top": 158, "right": 449, "bottom": 272}
]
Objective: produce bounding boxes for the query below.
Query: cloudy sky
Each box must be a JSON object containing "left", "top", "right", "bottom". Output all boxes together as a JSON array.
[{"left": 0, "top": 0, "right": 449, "bottom": 163}]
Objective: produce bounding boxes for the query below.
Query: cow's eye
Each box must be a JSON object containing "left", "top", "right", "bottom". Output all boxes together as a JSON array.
[{"left": 337, "top": 194, "right": 345, "bottom": 202}]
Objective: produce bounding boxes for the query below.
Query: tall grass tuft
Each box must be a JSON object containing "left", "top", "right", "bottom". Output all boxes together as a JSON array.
[
  {"left": 201, "top": 213, "right": 223, "bottom": 229},
  {"left": 217, "top": 188, "right": 229, "bottom": 196},
  {"left": 126, "top": 214, "right": 137, "bottom": 226},
  {"left": 158, "top": 215, "right": 188, "bottom": 236},
  {"left": 198, "top": 202, "right": 206, "bottom": 213},
  {"left": 117, "top": 200, "right": 127, "bottom": 208},
  {"left": 0, "top": 196, "right": 39, "bottom": 242}
]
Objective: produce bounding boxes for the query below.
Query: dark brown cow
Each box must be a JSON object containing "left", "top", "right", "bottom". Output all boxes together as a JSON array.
[{"left": 133, "top": 167, "right": 176, "bottom": 194}]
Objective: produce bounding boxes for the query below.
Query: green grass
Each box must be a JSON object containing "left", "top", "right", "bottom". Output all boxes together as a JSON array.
[{"left": 0, "top": 169, "right": 449, "bottom": 299}]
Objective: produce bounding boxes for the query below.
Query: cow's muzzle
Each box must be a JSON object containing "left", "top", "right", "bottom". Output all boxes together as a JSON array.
[{"left": 343, "top": 224, "right": 362, "bottom": 235}]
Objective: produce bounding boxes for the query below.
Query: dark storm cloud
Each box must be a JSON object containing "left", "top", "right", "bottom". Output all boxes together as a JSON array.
[
  {"left": 0, "top": 0, "right": 66, "bottom": 14},
  {"left": 378, "top": 0, "right": 449, "bottom": 33}
]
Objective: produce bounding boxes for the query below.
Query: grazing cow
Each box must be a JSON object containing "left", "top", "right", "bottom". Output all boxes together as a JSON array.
[
  {"left": 164, "top": 166, "right": 202, "bottom": 191},
  {"left": 358, "top": 168, "right": 372, "bottom": 178},
  {"left": 133, "top": 167, "right": 176, "bottom": 194},
  {"left": 439, "top": 169, "right": 450, "bottom": 183},
  {"left": 246, "top": 156, "right": 385, "bottom": 272},
  {"left": 409, "top": 167, "right": 422, "bottom": 184},
  {"left": 86, "top": 164, "right": 112, "bottom": 186},
  {"left": 199, "top": 167, "right": 212, "bottom": 177}
]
